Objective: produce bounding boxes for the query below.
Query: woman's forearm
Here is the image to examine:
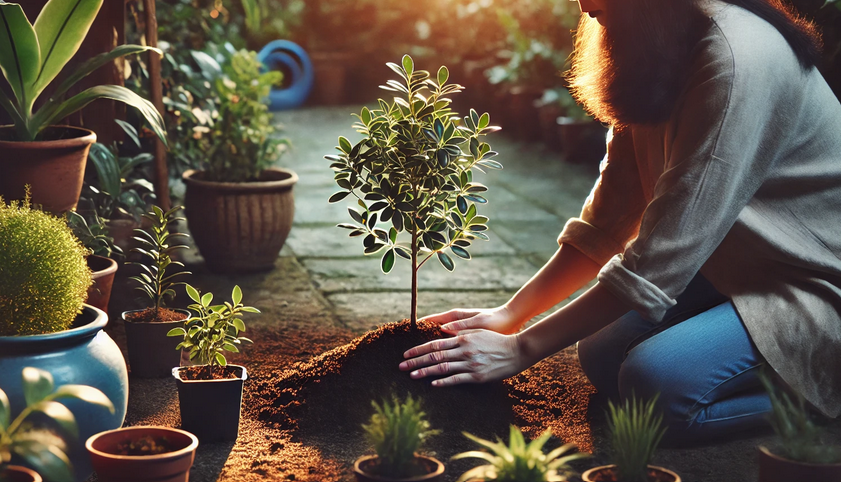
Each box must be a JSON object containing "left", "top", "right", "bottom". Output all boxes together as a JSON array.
[
  {"left": 504, "top": 244, "right": 602, "bottom": 325},
  {"left": 516, "top": 282, "right": 630, "bottom": 365}
]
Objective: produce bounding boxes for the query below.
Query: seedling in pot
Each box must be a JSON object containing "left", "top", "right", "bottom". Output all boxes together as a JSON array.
[
  {"left": 453, "top": 425, "right": 585, "bottom": 482},
  {"left": 0, "top": 367, "right": 114, "bottom": 482},
  {"left": 602, "top": 394, "right": 668, "bottom": 482},
  {"left": 327, "top": 54, "right": 501, "bottom": 328},
  {"left": 167, "top": 284, "right": 259, "bottom": 379}
]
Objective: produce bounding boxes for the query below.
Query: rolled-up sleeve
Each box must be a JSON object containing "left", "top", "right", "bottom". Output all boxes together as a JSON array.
[
  {"left": 558, "top": 127, "right": 647, "bottom": 266},
  {"left": 597, "top": 23, "right": 786, "bottom": 322}
]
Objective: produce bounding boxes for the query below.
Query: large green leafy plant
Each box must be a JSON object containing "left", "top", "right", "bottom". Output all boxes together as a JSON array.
[
  {"left": 0, "top": 367, "right": 114, "bottom": 482},
  {"left": 327, "top": 54, "right": 501, "bottom": 327},
  {"left": 0, "top": 0, "right": 165, "bottom": 142},
  {"left": 453, "top": 426, "right": 585, "bottom": 482}
]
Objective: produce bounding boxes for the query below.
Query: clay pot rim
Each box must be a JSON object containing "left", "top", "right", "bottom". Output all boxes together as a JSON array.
[
  {"left": 758, "top": 445, "right": 841, "bottom": 468},
  {"left": 0, "top": 305, "right": 106, "bottom": 344},
  {"left": 581, "top": 464, "right": 681, "bottom": 482},
  {"left": 353, "top": 454, "right": 445, "bottom": 482},
  {"left": 182, "top": 168, "right": 298, "bottom": 192},
  {"left": 85, "top": 426, "right": 199, "bottom": 461},
  {"left": 2, "top": 464, "right": 43, "bottom": 482},
  {"left": 88, "top": 254, "right": 118, "bottom": 278},
  {"left": 171, "top": 364, "right": 248, "bottom": 384},
  {"left": 0, "top": 125, "right": 96, "bottom": 147},
  {"left": 121, "top": 308, "right": 191, "bottom": 324}
]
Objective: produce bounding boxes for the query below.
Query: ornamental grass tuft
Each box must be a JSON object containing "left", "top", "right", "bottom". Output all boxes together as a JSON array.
[
  {"left": 607, "top": 394, "right": 667, "bottom": 482},
  {"left": 0, "top": 193, "right": 92, "bottom": 336}
]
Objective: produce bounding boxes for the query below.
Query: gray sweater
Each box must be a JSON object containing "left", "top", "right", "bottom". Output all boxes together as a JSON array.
[{"left": 559, "top": 4, "right": 841, "bottom": 417}]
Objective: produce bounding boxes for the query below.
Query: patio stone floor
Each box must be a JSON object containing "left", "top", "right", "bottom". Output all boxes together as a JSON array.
[{"left": 94, "top": 105, "right": 841, "bottom": 482}]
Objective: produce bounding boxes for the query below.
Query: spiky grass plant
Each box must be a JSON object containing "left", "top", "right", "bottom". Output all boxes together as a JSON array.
[
  {"left": 129, "top": 205, "right": 190, "bottom": 312},
  {"left": 362, "top": 394, "right": 440, "bottom": 478},
  {"left": 760, "top": 369, "right": 841, "bottom": 464},
  {"left": 453, "top": 425, "right": 585, "bottom": 482},
  {"left": 0, "top": 191, "right": 92, "bottom": 335},
  {"left": 607, "top": 395, "right": 667, "bottom": 482}
]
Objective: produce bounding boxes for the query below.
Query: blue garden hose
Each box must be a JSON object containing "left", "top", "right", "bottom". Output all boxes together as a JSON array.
[{"left": 257, "top": 40, "right": 314, "bottom": 110}]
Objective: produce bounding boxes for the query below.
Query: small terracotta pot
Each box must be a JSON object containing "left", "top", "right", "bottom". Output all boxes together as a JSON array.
[
  {"left": 581, "top": 464, "right": 681, "bottom": 482},
  {"left": 0, "top": 465, "right": 42, "bottom": 482},
  {"left": 182, "top": 168, "right": 297, "bottom": 273},
  {"left": 123, "top": 309, "right": 189, "bottom": 378},
  {"left": 86, "top": 426, "right": 198, "bottom": 482},
  {"left": 353, "top": 455, "right": 445, "bottom": 482},
  {"left": 0, "top": 125, "right": 96, "bottom": 213},
  {"left": 172, "top": 365, "right": 247, "bottom": 442},
  {"left": 86, "top": 255, "right": 118, "bottom": 313},
  {"left": 758, "top": 445, "right": 841, "bottom": 482}
]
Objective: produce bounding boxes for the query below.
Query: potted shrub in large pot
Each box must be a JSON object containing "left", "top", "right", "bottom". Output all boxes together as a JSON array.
[
  {"left": 353, "top": 394, "right": 443, "bottom": 482},
  {"left": 0, "top": 0, "right": 166, "bottom": 213},
  {"left": 123, "top": 206, "right": 191, "bottom": 378},
  {"left": 756, "top": 371, "right": 841, "bottom": 482},
  {"left": 0, "top": 195, "right": 128, "bottom": 482},
  {"left": 86, "top": 426, "right": 199, "bottom": 482},
  {"left": 581, "top": 395, "right": 679, "bottom": 482},
  {"left": 452, "top": 425, "right": 586, "bottom": 482},
  {"left": 1, "top": 367, "right": 114, "bottom": 482},
  {"left": 181, "top": 49, "right": 296, "bottom": 273},
  {"left": 167, "top": 284, "right": 259, "bottom": 442}
]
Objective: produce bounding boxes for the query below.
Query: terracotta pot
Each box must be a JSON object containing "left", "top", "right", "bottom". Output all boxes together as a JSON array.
[
  {"left": 123, "top": 309, "right": 189, "bottom": 378},
  {"left": 582, "top": 464, "right": 681, "bottom": 482},
  {"left": 758, "top": 445, "right": 841, "bottom": 482},
  {"left": 0, "top": 126, "right": 96, "bottom": 213},
  {"left": 86, "top": 426, "right": 199, "bottom": 482},
  {"left": 86, "top": 255, "right": 118, "bottom": 313},
  {"left": 172, "top": 365, "right": 247, "bottom": 442},
  {"left": 557, "top": 117, "right": 608, "bottom": 164},
  {"left": 0, "top": 465, "right": 42, "bottom": 482},
  {"left": 353, "top": 455, "right": 445, "bottom": 482},
  {"left": 310, "top": 51, "right": 355, "bottom": 105},
  {"left": 182, "top": 168, "right": 298, "bottom": 273}
]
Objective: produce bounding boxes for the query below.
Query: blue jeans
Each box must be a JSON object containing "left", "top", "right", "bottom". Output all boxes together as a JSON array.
[{"left": 577, "top": 274, "right": 771, "bottom": 446}]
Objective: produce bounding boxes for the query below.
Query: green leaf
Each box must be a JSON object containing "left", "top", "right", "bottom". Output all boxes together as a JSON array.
[
  {"left": 402, "top": 54, "right": 414, "bottom": 76},
  {"left": 31, "top": 0, "right": 104, "bottom": 100},
  {"left": 478, "top": 112, "right": 490, "bottom": 129},
  {"left": 33, "top": 84, "right": 166, "bottom": 144},
  {"left": 232, "top": 285, "right": 242, "bottom": 305},
  {"left": 329, "top": 191, "right": 350, "bottom": 203},
  {"left": 451, "top": 246, "right": 470, "bottom": 259},
  {"left": 0, "top": 388, "right": 9, "bottom": 430},
  {"left": 240, "top": 306, "right": 260, "bottom": 313},
  {"left": 51, "top": 385, "right": 114, "bottom": 414},
  {"left": 50, "top": 44, "right": 160, "bottom": 102},
  {"left": 456, "top": 195, "right": 468, "bottom": 214},
  {"left": 13, "top": 441, "right": 73, "bottom": 482},
  {"left": 381, "top": 248, "right": 395, "bottom": 273},
  {"left": 233, "top": 318, "right": 246, "bottom": 332},
  {"left": 88, "top": 143, "right": 121, "bottom": 197},
  {"left": 31, "top": 400, "right": 78, "bottom": 438},
  {"left": 338, "top": 136, "right": 352, "bottom": 154},
  {"left": 438, "top": 252, "right": 455, "bottom": 271},
  {"left": 167, "top": 327, "right": 187, "bottom": 337},
  {"left": 201, "top": 292, "right": 213, "bottom": 307},
  {"left": 437, "top": 65, "right": 449, "bottom": 86},
  {"left": 185, "top": 284, "right": 201, "bottom": 303},
  {"left": 22, "top": 367, "right": 53, "bottom": 406},
  {"left": 0, "top": 3, "right": 40, "bottom": 110},
  {"left": 214, "top": 352, "right": 227, "bottom": 366}
]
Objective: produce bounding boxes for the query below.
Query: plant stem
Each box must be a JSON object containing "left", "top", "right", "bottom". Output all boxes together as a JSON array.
[{"left": 411, "top": 221, "right": 418, "bottom": 330}]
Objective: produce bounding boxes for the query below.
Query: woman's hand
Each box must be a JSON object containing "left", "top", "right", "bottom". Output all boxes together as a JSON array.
[
  {"left": 398, "top": 330, "right": 531, "bottom": 387},
  {"left": 421, "top": 305, "right": 522, "bottom": 335}
]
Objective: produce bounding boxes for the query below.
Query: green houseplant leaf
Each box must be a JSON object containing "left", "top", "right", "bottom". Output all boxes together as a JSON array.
[{"left": 0, "top": 3, "right": 40, "bottom": 112}]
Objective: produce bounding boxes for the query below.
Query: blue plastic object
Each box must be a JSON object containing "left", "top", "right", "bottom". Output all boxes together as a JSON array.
[
  {"left": 0, "top": 306, "right": 128, "bottom": 482},
  {"left": 258, "top": 40, "right": 314, "bottom": 110}
]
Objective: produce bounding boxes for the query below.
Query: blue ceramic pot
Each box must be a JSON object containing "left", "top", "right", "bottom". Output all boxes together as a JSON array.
[{"left": 0, "top": 305, "right": 129, "bottom": 482}]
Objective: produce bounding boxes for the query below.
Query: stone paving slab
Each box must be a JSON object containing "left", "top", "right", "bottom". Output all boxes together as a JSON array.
[
  {"left": 491, "top": 218, "right": 567, "bottom": 265},
  {"left": 304, "top": 256, "right": 536, "bottom": 294}
]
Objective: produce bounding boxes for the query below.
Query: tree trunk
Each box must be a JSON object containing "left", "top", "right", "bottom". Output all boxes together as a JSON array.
[{"left": 411, "top": 223, "right": 418, "bottom": 330}]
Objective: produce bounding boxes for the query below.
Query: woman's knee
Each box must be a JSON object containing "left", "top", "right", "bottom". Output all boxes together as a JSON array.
[{"left": 617, "top": 349, "right": 691, "bottom": 431}]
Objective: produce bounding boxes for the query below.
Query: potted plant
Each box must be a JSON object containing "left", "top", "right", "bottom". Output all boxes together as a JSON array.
[
  {"left": 167, "top": 284, "right": 259, "bottom": 442},
  {"left": 756, "top": 371, "right": 841, "bottom": 482},
  {"left": 354, "top": 393, "right": 443, "bottom": 482},
  {"left": 123, "top": 205, "right": 192, "bottom": 378},
  {"left": 452, "top": 425, "right": 586, "bottom": 482},
  {"left": 0, "top": 0, "right": 166, "bottom": 213},
  {"left": 1, "top": 367, "right": 114, "bottom": 482},
  {"left": 66, "top": 211, "right": 122, "bottom": 313},
  {"left": 327, "top": 54, "right": 501, "bottom": 329},
  {"left": 0, "top": 192, "right": 128, "bottom": 482},
  {"left": 581, "top": 395, "right": 679, "bottom": 482},
  {"left": 86, "top": 426, "right": 199, "bottom": 482},
  {"left": 181, "top": 48, "right": 297, "bottom": 273}
]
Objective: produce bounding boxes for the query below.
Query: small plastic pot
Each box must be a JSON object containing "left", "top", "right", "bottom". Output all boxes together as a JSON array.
[
  {"left": 86, "top": 426, "right": 198, "bottom": 482},
  {"left": 172, "top": 365, "right": 247, "bottom": 442},
  {"left": 353, "top": 455, "right": 444, "bottom": 482},
  {"left": 581, "top": 464, "right": 681, "bottom": 482},
  {"left": 0, "top": 465, "right": 42, "bottom": 482},
  {"left": 123, "top": 309, "right": 189, "bottom": 378},
  {"left": 758, "top": 445, "right": 841, "bottom": 482}
]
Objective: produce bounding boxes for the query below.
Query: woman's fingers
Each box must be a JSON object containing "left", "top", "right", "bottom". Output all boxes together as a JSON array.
[
  {"left": 399, "top": 344, "right": 459, "bottom": 371},
  {"left": 420, "top": 309, "right": 480, "bottom": 325},
  {"left": 401, "top": 336, "right": 460, "bottom": 360},
  {"left": 430, "top": 373, "right": 483, "bottom": 387},
  {"left": 407, "top": 361, "right": 473, "bottom": 380},
  {"left": 440, "top": 316, "right": 486, "bottom": 333}
]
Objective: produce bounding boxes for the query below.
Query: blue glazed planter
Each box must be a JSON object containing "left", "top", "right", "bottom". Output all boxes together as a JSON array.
[{"left": 0, "top": 305, "right": 129, "bottom": 482}]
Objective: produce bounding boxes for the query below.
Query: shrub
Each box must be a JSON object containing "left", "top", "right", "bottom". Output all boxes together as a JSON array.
[
  {"left": 362, "top": 394, "right": 439, "bottom": 478},
  {"left": 0, "top": 194, "right": 92, "bottom": 336}
]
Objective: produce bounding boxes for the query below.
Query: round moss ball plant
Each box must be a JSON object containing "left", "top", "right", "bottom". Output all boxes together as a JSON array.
[{"left": 0, "top": 195, "right": 92, "bottom": 335}]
